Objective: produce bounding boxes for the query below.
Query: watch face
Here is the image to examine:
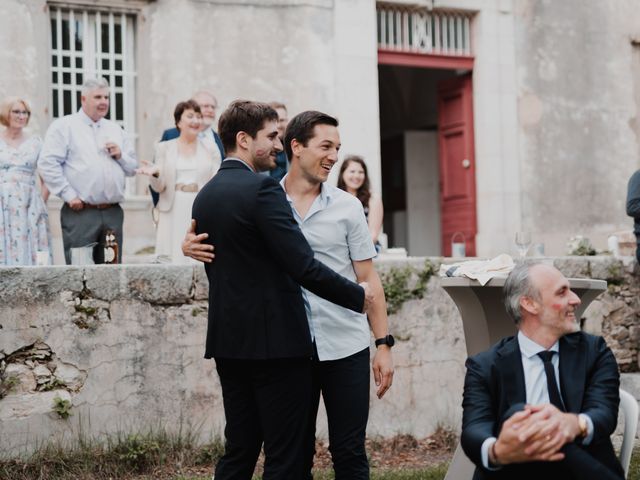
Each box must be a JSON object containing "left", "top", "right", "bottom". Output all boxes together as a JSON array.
[{"left": 387, "top": 335, "right": 395, "bottom": 347}]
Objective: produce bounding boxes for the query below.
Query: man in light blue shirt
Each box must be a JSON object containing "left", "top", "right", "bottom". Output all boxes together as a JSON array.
[
  {"left": 461, "top": 262, "right": 623, "bottom": 480},
  {"left": 39, "top": 78, "right": 136, "bottom": 263},
  {"left": 182, "top": 110, "right": 393, "bottom": 479}
]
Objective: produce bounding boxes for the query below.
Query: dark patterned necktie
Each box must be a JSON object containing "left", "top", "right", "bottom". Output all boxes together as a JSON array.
[{"left": 537, "top": 350, "right": 566, "bottom": 411}]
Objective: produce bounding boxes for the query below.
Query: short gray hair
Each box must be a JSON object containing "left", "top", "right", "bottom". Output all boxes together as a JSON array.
[
  {"left": 81, "top": 78, "right": 109, "bottom": 95},
  {"left": 503, "top": 261, "right": 542, "bottom": 325}
]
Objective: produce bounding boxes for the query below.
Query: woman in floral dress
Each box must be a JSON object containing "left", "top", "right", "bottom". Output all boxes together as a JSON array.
[{"left": 0, "top": 97, "right": 52, "bottom": 265}]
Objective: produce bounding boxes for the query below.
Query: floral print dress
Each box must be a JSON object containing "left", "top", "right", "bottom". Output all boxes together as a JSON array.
[{"left": 0, "top": 135, "right": 52, "bottom": 265}]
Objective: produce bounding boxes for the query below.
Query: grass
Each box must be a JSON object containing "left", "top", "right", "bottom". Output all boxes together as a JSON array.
[{"left": 1, "top": 434, "right": 638, "bottom": 480}]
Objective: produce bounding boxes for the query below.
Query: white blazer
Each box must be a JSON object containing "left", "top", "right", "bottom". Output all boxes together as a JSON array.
[{"left": 149, "top": 137, "right": 221, "bottom": 212}]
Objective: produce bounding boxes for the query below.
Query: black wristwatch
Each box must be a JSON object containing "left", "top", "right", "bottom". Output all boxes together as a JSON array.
[{"left": 375, "top": 335, "right": 395, "bottom": 348}]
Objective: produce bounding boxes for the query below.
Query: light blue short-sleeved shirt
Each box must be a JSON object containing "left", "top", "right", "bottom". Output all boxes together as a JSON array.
[{"left": 280, "top": 177, "right": 377, "bottom": 361}]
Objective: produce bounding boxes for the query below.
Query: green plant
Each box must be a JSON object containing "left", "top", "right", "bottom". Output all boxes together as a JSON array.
[
  {"left": 381, "top": 260, "right": 437, "bottom": 314},
  {"left": 112, "top": 434, "right": 161, "bottom": 472},
  {"left": 41, "top": 378, "right": 67, "bottom": 392},
  {"left": 52, "top": 396, "right": 72, "bottom": 419},
  {"left": 0, "top": 374, "right": 20, "bottom": 399},
  {"left": 605, "top": 263, "right": 624, "bottom": 286}
]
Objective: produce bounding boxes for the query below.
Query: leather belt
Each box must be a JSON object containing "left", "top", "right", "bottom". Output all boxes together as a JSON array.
[
  {"left": 81, "top": 202, "right": 118, "bottom": 210},
  {"left": 175, "top": 183, "right": 198, "bottom": 193}
]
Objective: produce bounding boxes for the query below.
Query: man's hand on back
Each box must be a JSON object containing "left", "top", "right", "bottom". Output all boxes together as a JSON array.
[
  {"left": 182, "top": 219, "right": 215, "bottom": 263},
  {"left": 359, "top": 281, "right": 374, "bottom": 313}
]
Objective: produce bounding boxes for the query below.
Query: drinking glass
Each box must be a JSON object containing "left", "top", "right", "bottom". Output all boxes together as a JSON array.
[{"left": 515, "top": 232, "right": 532, "bottom": 258}]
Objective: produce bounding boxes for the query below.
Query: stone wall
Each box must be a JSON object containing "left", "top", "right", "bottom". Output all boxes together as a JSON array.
[{"left": 1, "top": 256, "right": 639, "bottom": 456}]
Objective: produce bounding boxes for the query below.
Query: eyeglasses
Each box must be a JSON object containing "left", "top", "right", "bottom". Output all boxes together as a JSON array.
[{"left": 10, "top": 110, "right": 30, "bottom": 117}]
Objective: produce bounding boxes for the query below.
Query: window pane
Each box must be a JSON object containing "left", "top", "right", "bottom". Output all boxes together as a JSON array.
[
  {"left": 76, "top": 91, "right": 82, "bottom": 109},
  {"left": 63, "top": 56, "right": 70, "bottom": 68},
  {"left": 75, "top": 57, "right": 82, "bottom": 68},
  {"left": 52, "top": 93, "right": 59, "bottom": 118},
  {"left": 52, "top": 56, "right": 58, "bottom": 67},
  {"left": 115, "top": 75, "right": 123, "bottom": 87},
  {"left": 51, "top": 18, "right": 57, "bottom": 49},
  {"left": 52, "top": 71, "right": 58, "bottom": 83},
  {"left": 74, "top": 20, "right": 83, "bottom": 50},
  {"left": 63, "top": 72, "right": 71, "bottom": 85},
  {"left": 61, "top": 19, "right": 70, "bottom": 51},
  {"left": 102, "top": 58, "right": 109, "bottom": 70},
  {"left": 115, "top": 59, "right": 122, "bottom": 71},
  {"left": 63, "top": 90, "right": 72, "bottom": 116},
  {"left": 116, "top": 92, "right": 123, "bottom": 121},
  {"left": 114, "top": 23, "right": 122, "bottom": 54},
  {"left": 76, "top": 73, "right": 83, "bottom": 84},
  {"left": 101, "top": 23, "right": 109, "bottom": 53}
]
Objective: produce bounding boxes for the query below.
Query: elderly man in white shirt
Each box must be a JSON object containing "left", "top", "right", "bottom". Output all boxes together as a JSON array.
[{"left": 39, "top": 78, "right": 137, "bottom": 264}]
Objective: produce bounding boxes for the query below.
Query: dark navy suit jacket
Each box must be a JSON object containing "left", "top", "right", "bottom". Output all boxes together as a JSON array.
[{"left": 461, "top": 331, "right": 623, "bottom": 480}]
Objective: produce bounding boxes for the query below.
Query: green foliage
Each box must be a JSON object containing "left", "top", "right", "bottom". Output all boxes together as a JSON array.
[
  {"left": 194, "top": 440, "right": 225, "bottom": 465},
  {"left": 606, "top": 263, "right": 624, "bottom": 286},
  {"left": 112, "top": 434, "right": 161, "bottom": 472},
  {"left": 380, "top": 260, "right": 437, "bottom": 314},
  {"left": 41, "top": 378, "right": 67, "bottom": 392},
  {"left": 0, "top": 374, "right": 19, "bottom": 399},
  {"left": 52, "top": 396, "right": 72, "bottom": 419}
]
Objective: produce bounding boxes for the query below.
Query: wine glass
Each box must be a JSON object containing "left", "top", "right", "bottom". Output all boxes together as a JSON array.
[{"left": 515, "top": 232, "right": 532, "bottom": 258}]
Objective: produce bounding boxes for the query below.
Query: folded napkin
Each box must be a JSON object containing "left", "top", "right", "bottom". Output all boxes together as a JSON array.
[{"left": 439, "top": 254, "right": 515, "bottom": 286}]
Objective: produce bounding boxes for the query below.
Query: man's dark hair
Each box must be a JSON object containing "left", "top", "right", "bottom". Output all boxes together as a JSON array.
[
  {"left": 218, "top": 100, "right": 278, "bottom": 154},
  {"left": 284, "top": 111, "right": 339, "bottom": 160},
  {"left": 173, "top": 100, "right": 201, "bottom": 131}
]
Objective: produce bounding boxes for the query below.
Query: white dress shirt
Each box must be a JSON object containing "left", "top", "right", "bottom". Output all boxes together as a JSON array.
[
  {"left": 480, "top": 331, "right": 594, "bottom": 469},
  {"left": 38, "top": 109, "right": 137, "bottom": 204}
]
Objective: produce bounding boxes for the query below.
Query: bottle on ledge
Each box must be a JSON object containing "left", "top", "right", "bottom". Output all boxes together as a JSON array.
[{"left": 104, "top": 230, "right": 119, "bottom": 264}]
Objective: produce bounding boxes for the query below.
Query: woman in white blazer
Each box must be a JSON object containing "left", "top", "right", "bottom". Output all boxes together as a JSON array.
[{"left": 137, "top": 100, "right": 221, "bottom": 262}]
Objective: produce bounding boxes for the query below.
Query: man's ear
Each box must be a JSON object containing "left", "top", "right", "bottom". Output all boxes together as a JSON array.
[
  {"left": 236, "top": 131, "right": 250, "bottom": 151},
  {"left": 520, "top": 296, "right": 538, "bottom": 316},
  {"left": 291, "top": 138, "right": 303, "bottom": 157}
]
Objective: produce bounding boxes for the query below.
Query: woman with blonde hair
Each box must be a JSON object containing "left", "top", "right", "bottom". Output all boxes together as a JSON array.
[{"left": 0, "top": 96, "right": 52, "bottom": 265}]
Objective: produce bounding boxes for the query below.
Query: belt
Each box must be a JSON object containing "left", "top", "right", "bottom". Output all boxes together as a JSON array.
[
  {"left": 81, "top": 202, "right": 118, "bottom": 210},
  {"left": 175, "top": 183, "right": 198, "bottom": 193}
]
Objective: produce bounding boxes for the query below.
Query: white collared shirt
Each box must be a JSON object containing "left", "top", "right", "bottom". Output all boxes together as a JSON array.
[
  {"left": 38, "top": 109, "right": 137, "bottom": 204},
  {"left": 280, "top": 176, "right": 377, "bottom": 361}
]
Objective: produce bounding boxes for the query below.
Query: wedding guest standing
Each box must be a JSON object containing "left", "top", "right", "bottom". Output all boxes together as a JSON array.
[
  {"left": 136, "top": 100, "right": 220, "bottom": 263},
  {"left": 337, "top": 155, "right": 384, "bottom": 249},
  {"left": 0, "top": 96, "right": 52, "bottom": 265},
  {"left": 39, "top": 77, "right": 137, "bottom": 264}
]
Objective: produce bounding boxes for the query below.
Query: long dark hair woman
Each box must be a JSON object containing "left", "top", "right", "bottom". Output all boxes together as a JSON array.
[{"left": 337, "top": 155, "right": 383, "bottom": 247}]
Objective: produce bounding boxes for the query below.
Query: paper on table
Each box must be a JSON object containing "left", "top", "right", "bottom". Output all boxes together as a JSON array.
[{"left": 438, "top": 254, "right": 515, "bottom": 286}]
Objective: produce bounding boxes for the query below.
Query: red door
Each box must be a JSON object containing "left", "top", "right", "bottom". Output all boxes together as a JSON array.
[{"left": 437, "top": 74, "right": 477, "bottom": 256}]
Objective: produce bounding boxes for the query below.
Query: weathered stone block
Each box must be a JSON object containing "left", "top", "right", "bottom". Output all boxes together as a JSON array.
[
  {"left": 553, "top": 257, "right": 590, "bottom": 278},
  {"left": 84, "top": 265, "right": 193, "bottom": 303}
]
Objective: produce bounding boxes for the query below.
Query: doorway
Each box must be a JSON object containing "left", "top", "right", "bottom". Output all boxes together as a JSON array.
[{"left": 378, "top": 64, "right": 476, "bottom": 256}]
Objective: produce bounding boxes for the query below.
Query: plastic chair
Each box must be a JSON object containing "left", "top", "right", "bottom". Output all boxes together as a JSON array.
[{"left": 619, "top": 388, "right": 639, "bottom": 478}]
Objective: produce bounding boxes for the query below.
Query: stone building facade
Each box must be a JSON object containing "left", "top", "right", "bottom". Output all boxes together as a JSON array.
[{"left": 1, "top": 0, "right": 639, "bottom": 262}]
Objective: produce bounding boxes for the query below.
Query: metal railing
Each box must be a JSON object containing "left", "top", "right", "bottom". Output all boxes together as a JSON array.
[{"left": 377, "top": 3, "right": 473, "bottom": 56}]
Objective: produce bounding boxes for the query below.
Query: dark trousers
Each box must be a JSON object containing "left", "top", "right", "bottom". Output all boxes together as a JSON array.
[
  {"left": 214, "top": 357, "right": 313, "bottom": 480},
  {"left": 303, "top": 347, "right": 370, "bottom": 480},
  {"left": 60, "top": 204, "right": 123, "bottom": 264}
]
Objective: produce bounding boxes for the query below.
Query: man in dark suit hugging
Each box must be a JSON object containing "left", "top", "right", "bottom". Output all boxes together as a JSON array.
[
  {"left": 461, "top": 262, "right": 624, "bottom": 480},
  {"left": 191, "top": 100, "right": 373, "bottom": 480}
]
